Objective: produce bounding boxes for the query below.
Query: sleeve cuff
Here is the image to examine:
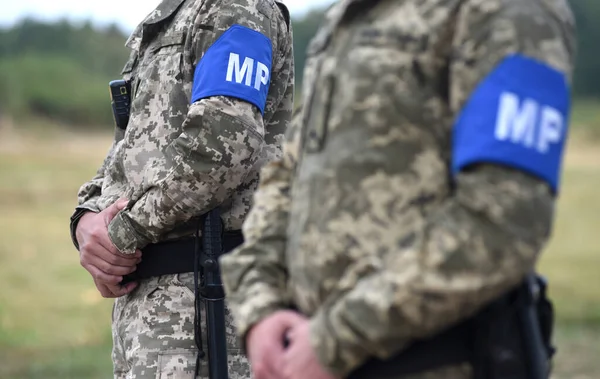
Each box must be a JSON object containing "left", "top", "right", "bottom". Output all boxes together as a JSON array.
[
  {"left": 107, "top": 211, "right": 150, "bottom": 255},
  {"left": 308, "top": 306, "right": 371, "bottom": 378},
  {"left": 69, "top": 205, "right": 100, "bottom": 251}
]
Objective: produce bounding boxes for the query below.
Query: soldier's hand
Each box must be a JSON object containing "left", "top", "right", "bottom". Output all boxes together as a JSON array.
[
  {"left": 93, "top": 277, "right": 138, "bottom": 298},
  {"left": 76, "top": 199, "right": 142, "bottom": 286},
  {"left": 283, "top": 320, "right": 339, "bottom": 379},
  {"left": 247, "top": 310, "right": 306, "bottom": 379}
]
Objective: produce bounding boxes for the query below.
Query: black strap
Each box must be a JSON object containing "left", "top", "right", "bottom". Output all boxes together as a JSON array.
[
  {"left": 347, "top": 319, "right": 474, "bottom": 379},
  {"left": 275, "top": 1, "right": 291, "bottom": 31},
  {"left": 120, "top": 231, "right": 243, "bottom": 284}
]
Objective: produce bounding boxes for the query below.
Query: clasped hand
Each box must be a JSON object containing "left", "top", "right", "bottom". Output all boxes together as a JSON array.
[
  {"left": 247, "top": 310, "right": 339, "bottom": 379},
  {"left": 76, "top": 199, "right": 141, "bottom": 297}
]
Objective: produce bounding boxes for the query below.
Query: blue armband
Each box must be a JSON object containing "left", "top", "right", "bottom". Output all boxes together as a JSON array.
[
  {"left": 452, "top": 54, "right": 571, "bottom": 193},
  {"left": 191, "top": 24, "right": 273, "bottom": 114}
]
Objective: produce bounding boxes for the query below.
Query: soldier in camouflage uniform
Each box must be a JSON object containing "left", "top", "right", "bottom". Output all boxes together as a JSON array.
[
  {"left": 69, "top": 0, "right": 294, "bottom": 377},
  {"left": 220, "top": 0, "right": 576, "bottom": 378}
]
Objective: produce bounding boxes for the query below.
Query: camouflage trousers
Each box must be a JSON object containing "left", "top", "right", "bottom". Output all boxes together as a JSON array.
[{"left": 111, "top": 272, "right": 251, "bottom": 378}]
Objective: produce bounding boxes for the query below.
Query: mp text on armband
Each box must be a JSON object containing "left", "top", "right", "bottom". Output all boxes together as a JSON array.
[
  {"left": 494, "top": 92, "right": 563, "bottom": 155},
  {"left": 226, "top": 53, "right": 270, "bottom": 91},
  {"left": 191, "top": 25, "right": 273, "bottom": 114},
  {"left": 452, "top": 54, "right": 570, "bottom": 193}
]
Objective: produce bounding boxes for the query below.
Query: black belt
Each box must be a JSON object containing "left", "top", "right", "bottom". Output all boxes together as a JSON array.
[
  {"left": 120, "top": 230, "right": 244, "bottom": 284},
  {"left": 346, "top": 276, "right": 554, "bottom": 379},
  {"left": 347, "top": 319, "right": 473, "bottom": 379}
]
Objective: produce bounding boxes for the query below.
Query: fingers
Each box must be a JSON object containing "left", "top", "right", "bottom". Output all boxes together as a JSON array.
[
  {"left": 96, "top": 229, "right": 125, "bottom": 256},
  {"left": 115, "top": 198, "right": 129, "bottom": 209},
  {"left": 253, "top": 358, "right": 281, "bottom": 379},
  {"left": 84, "top": 221, "right": 125, "bottom": 256},
  {"left": 250, "top": 313, "right": 302, "bottom": 379},
  {"left": 284, "top": 321, "right": 303, "bottom": 340},
  {"left": 253, "top": 348, "right": 285, "bottom": 379},
  {"left": 81, "top": 240, "right": 139, "bottom": 267},
  {"left": 80, "top": 246, "right": 140, "bottom": 285},
  {"left": 95, "top": 281, "right": 138, "bottom": 298},
  {"left": 103, "top": 198, "right": 129, "bottom": 221},
  {"left": 78, "top": 202, "right": 141, "bottom": 260},
  {"left": 86, "top": 264, "right": 124, "bottom": 285},
  {"left": 97, "top": 229, "right": 142, "bottom": 260},
  {"left": 271, "top": 311, "right": 307, "bottom": 340},
  {"left": 106, "top": 282, "right": 138, "bottom": 297},
  {"left": 84, "top": 254, "right": 138, "bottom": 276},
  {"left": 95, "top": 283, "right": 115, "bottom": 298},
  {"left": 267, "top": 345, "right": 287, "bottom": 379},
  {"left": 99, "top": 245, "right": 141, "bottom": 266}
]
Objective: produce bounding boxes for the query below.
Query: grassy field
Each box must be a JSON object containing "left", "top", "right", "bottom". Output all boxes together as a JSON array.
[{"left": 0, "top": 101, "right": 599, "bottom": 378}]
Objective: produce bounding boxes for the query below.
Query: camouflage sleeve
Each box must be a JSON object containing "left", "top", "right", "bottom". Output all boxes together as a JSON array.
[
  {"left": 69, "top": 129, "right": 125, "bottom": 250},
  {"left": 107, "top": 2, "right": 293, "bottom": 254},
  {"left": 75, "top": 170, "right": 104, "bottom": 212},
  {"left": 219, "top": 8, "right": 295, "bottom": 341},
  {"left": 307, "top": 2, "right": 576, "bottom": 377},
  {"left": 220, "top": 111, "right": 301, "bottom": 342},
  {"left": 262, "top": 21, "right": 295, "bottom": 166},
  {"left": 75, "top": 130, "right": 124, "bottom": 212}
]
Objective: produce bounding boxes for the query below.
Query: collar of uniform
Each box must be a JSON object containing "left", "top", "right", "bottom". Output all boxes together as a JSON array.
[
  {"left": 124, "top": 25, "right": 143, "bottom": 52},
  {"left": 142, "top": 0, "right": 187, "bottom": 26},
  {"left": 125, "top": 0, "right": 187, "bottom": 52},
  {"left": 325, "top": 0, "right": 377, "bottom": 33},
  {"left": 307, "top": 0, "right": 375, "bottom": 55}
]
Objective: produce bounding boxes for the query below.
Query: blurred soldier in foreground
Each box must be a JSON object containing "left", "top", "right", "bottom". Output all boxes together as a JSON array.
[
  {"left": 69, "top": 0, "right": 294, "bottom": 377},
  {"left": 220, "top": 0, "right": 576, "bottom": 378}
]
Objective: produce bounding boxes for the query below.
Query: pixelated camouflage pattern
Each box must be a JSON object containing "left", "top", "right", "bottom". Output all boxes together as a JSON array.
[
  {"left": 73, "top": 0, "right": 293, "bottom": 377},
  {"left": 112, "top": 273, "right": 250, "bottom": 378},
  {"left": 221, "top": 0, "right": 576, "bottom": 378},
  {"left": 74, "top": 128, "right": 127, "bottom": 215},
  {"left": 73, "top": 0, "right": 294, "bottom": 255}
]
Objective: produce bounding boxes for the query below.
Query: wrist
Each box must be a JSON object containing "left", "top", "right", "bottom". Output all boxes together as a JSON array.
[
  {"left": 78, "top": 210, "right": 95, "bottom": 224},
  {"left": 70, "top": 208, "right": 97, "bottom": 251},
  {"left": 76, "top": 210, "right": 95, "bottom": 234}
]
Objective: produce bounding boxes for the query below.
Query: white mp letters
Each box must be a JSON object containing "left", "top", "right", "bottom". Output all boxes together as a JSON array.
[
  {"left": 226, "top": 52, "right": 270, "bottom": 91},
  {"left": 494, "top": 92, "right": 564, "bottom": 154}
]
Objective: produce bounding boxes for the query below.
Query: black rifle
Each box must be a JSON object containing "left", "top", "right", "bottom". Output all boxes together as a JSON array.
[
  {"left": 197, "top": 208, "right": 229, "bottom": 379},
  {"left": 517, "top": 273, "right": 553, "bottom": 379}
]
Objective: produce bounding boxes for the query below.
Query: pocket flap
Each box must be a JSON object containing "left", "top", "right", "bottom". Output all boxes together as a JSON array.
[{"left": 152, "top": 32, "right": 186, "bottom": 53}]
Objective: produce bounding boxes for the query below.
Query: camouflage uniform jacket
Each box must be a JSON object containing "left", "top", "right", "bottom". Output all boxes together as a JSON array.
[
  {"left": 220, "top": 0, "right": 576, "bottom": 378},
  {"left": 70, "top": 0, "right": 294, "bottom": 254}
]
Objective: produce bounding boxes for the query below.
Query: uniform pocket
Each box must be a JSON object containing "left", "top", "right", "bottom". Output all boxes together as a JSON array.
[
  {"left": 125, "top": 33, "right": 188, "bottom": 154},
  {"left": 145, "top": 275, "right": 196, "bottom": 303},
  {"left": 120, "top": 51, "right": 140, "bottom": 99},
  {"left": 156, "top": 350, "right": 197, "bottom": 379},
  {"left": 150, "top": 32, "right": 186, "bottom": 55},
  {"left": 303, "top": 73, "right": 335, "bottom": 153},
  {"left": 298, "top": 23, "right": 333, "bottom": 155},
  {"left": 141, "top": 34, "right": 186, "bottom": 81}
]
